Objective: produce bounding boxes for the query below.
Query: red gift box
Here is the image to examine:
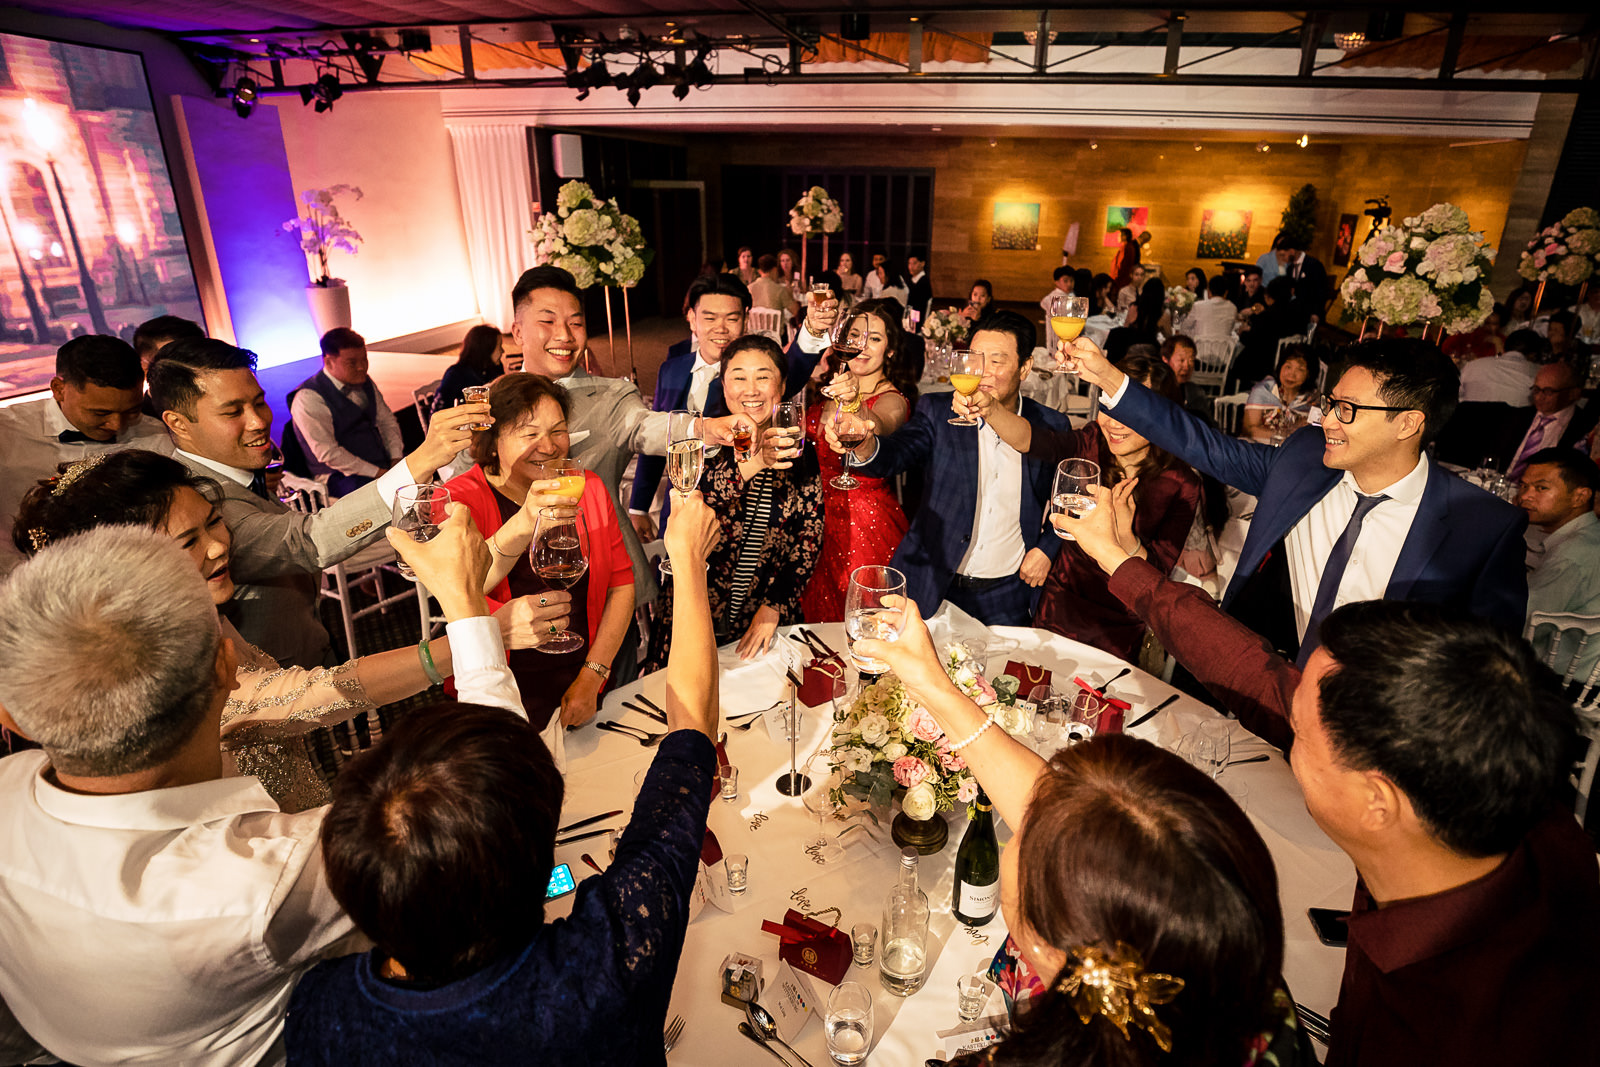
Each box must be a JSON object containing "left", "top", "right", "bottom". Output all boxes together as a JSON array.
[
  {"left": 761, "top": 908, "right": 851, "bottom": 986},
  {"left": 798, "top": 659, "right": 848, "bottom": 707},
  {"left": 1004, "top": 661, "right": 1053, "bottom": 694}
]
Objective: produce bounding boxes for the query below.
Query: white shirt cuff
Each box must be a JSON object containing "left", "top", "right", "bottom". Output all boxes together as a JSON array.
[
  {"left": 444, "top": 615, "right": 525, "bottom": 719},
  {"left": 1102, "top": 376, "right": 1130, "bottom": 409},
  {"left": 796, "top": 326, "right": 829, "bottom": 355},
  {"left": 373, "top": 460, "right": 421, "bottom": 508}
]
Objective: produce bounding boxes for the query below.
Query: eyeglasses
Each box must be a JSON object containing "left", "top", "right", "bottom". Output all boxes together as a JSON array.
[
  {"left": 1529, "top": 385, "right": 1576, "bottom": 396},
  {"left": 1320, "top": 398, "right": 1414, "bottom": 424}
]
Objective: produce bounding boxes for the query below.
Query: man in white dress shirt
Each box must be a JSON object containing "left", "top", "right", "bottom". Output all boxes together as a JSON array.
[
  {"left": 747, "top": 254, "right": 798, "bottom": 317},
  {"left": 860, "top": 251, "right": 890, "bottom": 298},
  {"left": 1185, "top": 275, "right": 1239, "bottom": 344},
  {"left": 1458, "top": 329, "right": 1545, "bottom": 406},
  {"left": 0, "top": 334, "right": 165, "bottom": 578},
  {"left": 288, "top": 328, "right": 405, "bottom": 496},
  {"left": 1038, "top": 266, "right": 1075, "bottom": 311},
  {"left": 0, "top": 513, "right": 523, "bottom": 1067}
]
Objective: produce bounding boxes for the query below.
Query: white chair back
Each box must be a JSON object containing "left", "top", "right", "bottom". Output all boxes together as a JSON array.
[
  {"left": 746, "top": 307, "right": 785, "bottom": 344},
  {"left": 1275, "top": 334, "right": 1307, "bottom": 360},
  {"left": 414, "top": 378, "right": 443, "bottom": 428},
  {"left": 1211, "top": 391, "right": 1249, "bottom": 437},
  {"left": 1525, "top": 611, "right": 1600, "bottom": 825},
  {"left": 1191, "top": 339, "right": 1235, "bottom": 393}
]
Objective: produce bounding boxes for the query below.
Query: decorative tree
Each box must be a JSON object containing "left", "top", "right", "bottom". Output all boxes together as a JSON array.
[{"left": 1279, "top": 183, "right": 1319, "bottom": 249}]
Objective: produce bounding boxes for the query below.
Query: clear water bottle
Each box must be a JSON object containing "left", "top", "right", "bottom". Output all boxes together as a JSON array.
[{"left": 879, "top": 846, "right": 930, "bottom": 996}]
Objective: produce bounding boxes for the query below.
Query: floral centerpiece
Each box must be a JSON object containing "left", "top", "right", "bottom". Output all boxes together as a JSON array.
[
  {"left": 530, "top": 180, "right": 653, "bottom": 290},
  {"left": 1338, "top": 202, "right": 1495, "bottom": 337},
  {"left": 922, "top": 308, "right": 970, "bottom": 346},
  {"left": 1517, "top": 207, "right": 1600, "bottom": 290},
  {"left": 282, "top": 185, "right": 362, "bottom": 287},
  {"left": 789, "top": 185, "right": 843, "bottom": 236},
  {"left": 1164, "top": 285, "right": 1196, "bottom": 317}
]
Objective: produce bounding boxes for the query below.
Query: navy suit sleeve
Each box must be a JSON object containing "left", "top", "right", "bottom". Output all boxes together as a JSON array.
[
  {"left": 1112, "top": 381, "right": 1277, "bottom": 497},
  {"left": 1474, "top": 506, "right": 1530, "bottom": 633},
  {"left": 854, "top": 394, "right": 939, "bottom": 478},
  {"left": 784, "top": 334, "right": 824, "bottom": 397}
]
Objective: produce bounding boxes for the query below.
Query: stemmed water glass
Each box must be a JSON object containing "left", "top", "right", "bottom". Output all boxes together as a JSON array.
[
  {"left": 845, "top": 565, "right": 907, "bottom": 676},
  {"left": 948, "top": 350, "right": 985, "bottom": 427},
  {"left": 390, "top": 484, "right": 451, "bottom": 581},
  {"left": 1049, "top": 459, "right": 1101, "bottom": 541},
  {"left": 1045, "top": 294, "right": 1091, "bottom": 370},
  {"left": 659, "top": 411, "right": 703, "bottom": 577},
  {"left": 832, "top": 409, "right": 870, "bottom": 492},
  {"left": 530, "top": 505, "right": 589, "bottom": 653},
  {"left": 800, "top": 747, "right": 846, "bottom": 865}
]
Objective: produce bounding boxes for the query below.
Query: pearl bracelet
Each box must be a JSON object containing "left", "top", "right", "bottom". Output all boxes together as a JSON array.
[{"left": 946, "top": 714, "right": 996, "bottom": 753}]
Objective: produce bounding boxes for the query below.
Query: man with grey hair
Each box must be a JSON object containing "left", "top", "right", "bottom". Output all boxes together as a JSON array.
[{"left": 0, "top": 508, "right": 521, "bottom": 1066}]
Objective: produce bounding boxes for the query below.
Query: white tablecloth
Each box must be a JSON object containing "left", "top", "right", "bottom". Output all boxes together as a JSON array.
[{"left": 549, "top": 612, "right": 1353, "bottom": 1065}]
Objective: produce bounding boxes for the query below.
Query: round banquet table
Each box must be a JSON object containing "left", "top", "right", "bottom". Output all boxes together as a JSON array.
[{"left": 546, "top": 615, "right": 1356, "bottom": 1065}]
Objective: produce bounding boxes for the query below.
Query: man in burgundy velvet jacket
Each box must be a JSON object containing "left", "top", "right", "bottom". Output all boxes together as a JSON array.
[{"left": 1057, "top": 492, "right": 1599, "bottom": 1067}]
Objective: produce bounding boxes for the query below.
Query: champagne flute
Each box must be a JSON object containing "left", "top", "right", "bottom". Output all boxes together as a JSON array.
[
  {"left": 1045, "top": 294, "right": 1091, "bottom": 370},
  {"left": 832, "top": 409, "right": 869, "bottom": 492},
  {"left": 530, "top": 505, "right": 589, "bottom": 654},
  {"left": 660, "top": 411, "right": 703, "bottom": 577},
  {"left": 390, "top": 484, "right": 451, "bottom": 581},
  {"left": 845, "top": 565, "right": 907, "bottom": 676},
  {"left": 1049, "top": 458, "right": 1101, "bottom": 541},
  {"left": 947, "top": 350, "right": 985, "bottom": 427}
]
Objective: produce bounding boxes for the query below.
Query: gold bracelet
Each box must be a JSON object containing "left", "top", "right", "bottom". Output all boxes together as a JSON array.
[{"left": 841, "top": 398, "right": 862, "bottom": 413}]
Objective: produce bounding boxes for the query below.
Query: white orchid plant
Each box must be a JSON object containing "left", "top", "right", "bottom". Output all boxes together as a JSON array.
[
  {"left": 282, "top": 185, "right": 362, "bottom": 287},
  {"left": 1518, "top": 207, "right": 1600, "bottom": 288},
  {"left": 1338, "top": 202, "right": 1496, "bottom": 336},
  {"left": 789, "top": 185, "right": 843, "bottom": 236},
  {"left": 530, "top": 180, "right": 654, "bottom": 290}
]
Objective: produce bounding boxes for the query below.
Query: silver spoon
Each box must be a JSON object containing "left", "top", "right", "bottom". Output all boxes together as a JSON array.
[
  {"left": 737, "top": 1022, "right": 796, "bottom": 1066},
  {"left": 746, "top": 1002, "right": 815, "bottom": 1067}
]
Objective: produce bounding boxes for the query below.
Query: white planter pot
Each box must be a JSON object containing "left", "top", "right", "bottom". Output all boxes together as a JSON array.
[{"left": 305, "top": 283, "right": 352, "bottom": 337}]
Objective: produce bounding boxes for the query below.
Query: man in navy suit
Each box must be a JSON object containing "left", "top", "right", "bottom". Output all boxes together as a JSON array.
[
  {"left": 629, "top": 273, "right": 835, "bottom": 541},
  {"left": 1060, "top": 335, "right": 1527, "bottom": 665},
  {"left": 829, "top": 310, "right": 1071, "bottom": 626}
]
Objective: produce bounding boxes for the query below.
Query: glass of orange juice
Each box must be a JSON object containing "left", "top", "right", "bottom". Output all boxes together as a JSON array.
[
  {"left": 1046, "top": 294, "right": 1090, "bottom": 369},
  {"left": 546, "top": 458, "right": 586, "bottom": 500},
  {"left": 947, "top": 350, "right": 985, "bottom": 427}
]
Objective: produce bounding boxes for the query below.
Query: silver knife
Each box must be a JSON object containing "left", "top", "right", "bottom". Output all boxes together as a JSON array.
[
  {"left": 555, "top": 826, "right": 614, "bottom": 846},
  {"left": 621, "top": 700, "right": 668, "bottom": 725}
]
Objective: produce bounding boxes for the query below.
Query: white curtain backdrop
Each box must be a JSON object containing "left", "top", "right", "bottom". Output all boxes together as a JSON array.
[{"left": 445, "top": 123, "right": 536, "bottom": 332}]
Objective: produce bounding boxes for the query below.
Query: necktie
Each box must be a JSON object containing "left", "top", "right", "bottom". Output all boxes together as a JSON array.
[
  {"left": 1507, "top": 414, "right": 1554, "bottom": 480},
  {"left": 1299, "top": 492, "right": 1390, "bottom": 665},
  {"left": 247, "top": 470, "right": 270, "bottom": 500},
  {"left": 57, "top": 429, "right": 91, "bottom": 444}
]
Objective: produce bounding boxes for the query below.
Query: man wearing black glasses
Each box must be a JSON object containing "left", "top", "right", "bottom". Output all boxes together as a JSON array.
[{"left": 1059, "top": 336, "right": 1527, "bottom": 666}]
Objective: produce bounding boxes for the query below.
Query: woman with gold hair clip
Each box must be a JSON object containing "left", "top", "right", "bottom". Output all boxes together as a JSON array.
[
  {"left": 13, "top": 450, "right": 570, "bottom": 812},
  {"left": 855, "top": 605, "right": 1316, "bottom": 1067}
]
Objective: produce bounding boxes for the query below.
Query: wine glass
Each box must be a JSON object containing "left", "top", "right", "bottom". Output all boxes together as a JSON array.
[
  {"left": 1045, "top": 294, "right": 1091, "bottom": 370},
  {"left": 845, "top": 565, "right": 907, "bottom": 675},
  {"left": 800, "top": 747, "right": 845, "bottom": 864},
  {"left": 1049, "top": 459, "right": 1101, "bottom": 541},
  {"left": 947, "top": 350, "right": 985, "bottom": 426},
  {"left": 774, "top": 400, "right": 805, "bottom": 455},
  {"left": 530, "top": 505, "right": 589, "bottom": 654},
  {"left": 832, "top": 409, "right": 870, "bottom": 491},
  {"left": 659, "top": 411, "right": 704, "bottom": 577},
  {"left": 1196, "top": 720, "right": 1232, "bottom": 779},
  {"left": 390, "top": 484, "right": 451, "bottom": 581}
]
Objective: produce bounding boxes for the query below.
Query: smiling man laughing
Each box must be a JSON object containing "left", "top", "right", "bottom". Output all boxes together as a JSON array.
[{"left": 1058, "top": 335, "right": 1527, "bottom": 667}]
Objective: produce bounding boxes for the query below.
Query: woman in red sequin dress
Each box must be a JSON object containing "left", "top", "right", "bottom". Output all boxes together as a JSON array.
[{"left": 801, "top": 298, "right": 918, "bottom": 622}]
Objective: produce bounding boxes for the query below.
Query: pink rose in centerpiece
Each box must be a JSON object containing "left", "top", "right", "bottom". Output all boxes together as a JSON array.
[
  {"left": 956, "top": 778, "right": 980, "bottom": 804},
  {"left": 972, "top": 675, "right": 998, "bottom": 706},
  {"left": 907, "top": 707, "right": 944, "bottom": 743},
  {"left": 940, "top": 748, "right": 968, "bottom": 772},
  {"left": 892, "top": 756, "right": 930, "bottom": 787},
  {"left": 1383, "top": 251, "right": 1407, "bottom": 273}
]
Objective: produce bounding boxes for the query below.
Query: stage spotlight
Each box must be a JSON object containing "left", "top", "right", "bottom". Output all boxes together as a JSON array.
[
  {"left": 300, "top": 73, "right": 343, "bottom": 112},
  {"left": 231, "top": 77, "right": 258, "bottom": 118}
]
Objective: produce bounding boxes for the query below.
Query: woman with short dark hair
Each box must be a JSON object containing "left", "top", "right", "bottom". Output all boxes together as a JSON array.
[{"left": 433, "top": 324, "right": 505, "bottom": 416}]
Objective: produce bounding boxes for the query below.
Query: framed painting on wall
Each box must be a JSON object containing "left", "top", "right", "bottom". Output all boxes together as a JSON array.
[
  {"left": 993, "top": 202, "right": 1040, "bottom": 250},
  {"left": 1102, "top": 206, "right": 1149, "bottom": 247},
  {"left": 1195, "top": 209, "right": 1252, "bottom": 259},
  {"left": 1333, "top": 213, "right": 1358, "bottom": 266}
]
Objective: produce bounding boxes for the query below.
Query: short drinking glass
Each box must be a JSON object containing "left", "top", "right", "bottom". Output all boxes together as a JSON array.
[
  {"left": 825, "top": 981, "right": 874, "bottom": 1066},
  {"left": 851, "top": 923, "right": 877, "bottom": 966},
  {"left": 459, "top": 383, "right": 493, "bottom": 430},
  {"left": 1050, "top": 458, "right": 1102, "bottom": 541},
  {"left": 845, "top": 565, "right": 908, "bottom": 676},
  {"left": 725, "top": 853, "right": 749, "bottom": 895},
  {"left": 390, "top": 484, "right": 451, "bottom": 581},
  {"left": 718, "top": 764, "right": 740, "bottom": 802},
  {"left": 956, "top": 974, "right": 990, "bottom": 1022}
]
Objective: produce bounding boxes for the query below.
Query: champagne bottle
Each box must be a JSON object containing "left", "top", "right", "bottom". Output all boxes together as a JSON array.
[{"left": 953, "top": 789, "right": 1000, "bottom": 926}]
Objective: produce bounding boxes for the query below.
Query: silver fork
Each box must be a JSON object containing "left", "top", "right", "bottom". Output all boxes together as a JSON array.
[
  {"left": 596, "top": 721, "right": 665, "bottom": 747},
  {"left": 663, "top": 1015, "right": 685, "bottom": 1054}
]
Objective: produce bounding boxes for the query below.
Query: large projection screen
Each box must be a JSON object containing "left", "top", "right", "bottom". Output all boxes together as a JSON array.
[{"left": 0, "top": 32, "right": 203, "bottom": 400}]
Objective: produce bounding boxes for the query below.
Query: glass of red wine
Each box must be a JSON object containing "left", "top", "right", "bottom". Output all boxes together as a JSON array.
[
  {"left": 530, "top": 504, "right": 589, "bottom": 654},
  {"left": 832, "top": 410, "right": 869, "bottom": 491}
]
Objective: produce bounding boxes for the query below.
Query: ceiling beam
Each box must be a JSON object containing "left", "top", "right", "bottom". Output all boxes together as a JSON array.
[
  {"left": 1032, "top": 10, "right": 1050, "bottom": 72},
  {"left": 1163, "top": 12, "right": 1186, "bottom": 75},
  {"left": 1297, "top": 12, "right": 1326, "bottom": 79},
  {"left": 1438, "top": 11, "right": 1467, "bottom": 80}
]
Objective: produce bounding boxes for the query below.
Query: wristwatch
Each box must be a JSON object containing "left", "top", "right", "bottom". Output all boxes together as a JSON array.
[{"left": 582, "top": 660, "right": 611, "bottom": 681}]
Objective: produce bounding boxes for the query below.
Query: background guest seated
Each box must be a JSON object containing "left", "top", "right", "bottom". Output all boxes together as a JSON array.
[
  {"left": 290, "top": 327, "right": 406, "bottom": 496},
  {"left": 433, "top": 323, "right": 507, "bottom": 415},
  {"left": 1518, "top": 449, "right": 1600, "bottom": 681},
  {"left": 1242, "top": 345, "right": 1320, "bottom": 443}
]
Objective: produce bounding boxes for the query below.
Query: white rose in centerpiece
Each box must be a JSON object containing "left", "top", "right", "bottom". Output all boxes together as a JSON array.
[
  {"left": 882, "top": 741, "right": 908, "bottom": 761},
  {"left": 858, "top": 713, "right": 890, "bottom": 747},
  {"left": 841, "top": 746, "right": 873, "bottom": 775},
  {"left": 992, "top": 702, "right": 1034, "bottom": 738},
  {"left": 902, "top": 781, "right": 938, "bottom": 821}
]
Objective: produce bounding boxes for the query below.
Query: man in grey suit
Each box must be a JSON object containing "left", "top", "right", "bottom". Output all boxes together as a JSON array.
[{"left": 148, "top": 339, "right": 482, "bottom": 668}]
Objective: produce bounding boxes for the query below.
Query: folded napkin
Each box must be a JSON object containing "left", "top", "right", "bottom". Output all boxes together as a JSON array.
[{"left": 716, "top": 637, "right": 802, "bottom": 690}]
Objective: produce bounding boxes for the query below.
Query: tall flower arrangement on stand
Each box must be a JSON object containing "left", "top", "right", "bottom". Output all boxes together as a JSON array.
[
  {"left": 1337, "top": 202, "right": 1495, "bottom": 338},
  {"left": 1518, "top": 207, "right": 1600, "bottom": 296},
  {"left": 282, "top": 185, "right": 363, "bottom": 286},
  {"left": 787, "top": 185, "right": 843, "bottom": 284},
  {"left": 922, "top": 308, "right": 970, "bottom": 347}
]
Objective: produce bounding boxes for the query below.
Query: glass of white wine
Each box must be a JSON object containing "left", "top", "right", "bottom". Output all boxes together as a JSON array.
[
  {"left": 390, "top": 484, "right": 451, "bottom": 581},
  {"left": 530, "top": 505, "right": 589, "bottom": 654},
  {"left": 659, "top": 410, "right": 703, "bottom": 577},
  {"left": 947, "top": 350, "right": 985, "bottom": 427},
  {"left": 1045, "top": 294, "right": 1091, "bottom": 370},
  {"left": 845, "top": 565, "right": 907, "bottom": 676},
  {"left": 1049, "top": 458, "right": 1101, "bottom": 542}
]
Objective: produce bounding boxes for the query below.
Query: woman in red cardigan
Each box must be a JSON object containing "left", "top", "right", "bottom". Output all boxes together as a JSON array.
[{"left": 444, "top": 373, "right": 634, "bottom": 730}]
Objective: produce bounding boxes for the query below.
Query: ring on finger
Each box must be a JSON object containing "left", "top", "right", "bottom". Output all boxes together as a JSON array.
[
  {"left": 549, "top": 622, "right": 558, "bottom": 634},
  {"left": 539, "top": 596, "right": 548, "bottom": 606}
]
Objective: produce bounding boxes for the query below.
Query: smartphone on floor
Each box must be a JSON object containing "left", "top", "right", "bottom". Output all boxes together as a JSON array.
[{"left": 1308, "top": 907, "right": 1350, "bottom": 947}]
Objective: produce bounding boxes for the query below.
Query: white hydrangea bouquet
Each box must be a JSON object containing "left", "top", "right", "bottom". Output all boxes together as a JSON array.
[
  {"left": 530, "top": 180, "right": 653, "bottom": 290},
  {"left": 789, "top": 185, "right": 843, "bottom": 236},
  {"left": 922, "top": 308, "right": 970, "bottom": 346},
  {"left": 1338, "top": 202, "right": 1495, "bottom": 336},
  {"left": 827, "top": 644, "right": 1020, "bottom": 821},
  {"left": 1165, "top": 285, "right": 1196, "bottom": 316},
  {"left": 282, "top": 185, "right": 362, "bottom": 287},
  {"left": 1518, "top": 207, "right": 1600, "bottom": 288}
]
